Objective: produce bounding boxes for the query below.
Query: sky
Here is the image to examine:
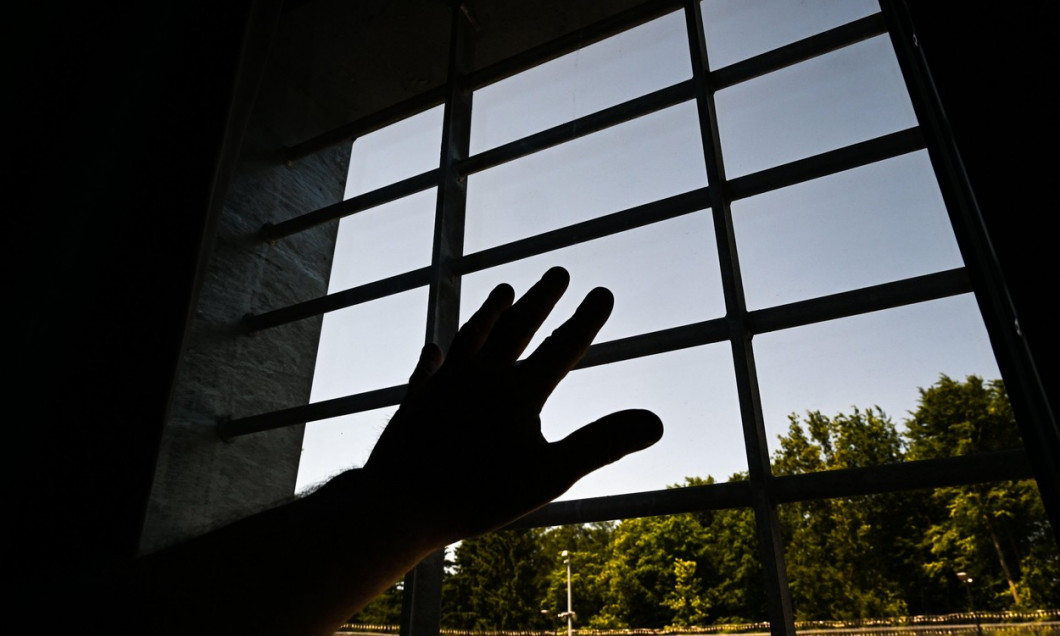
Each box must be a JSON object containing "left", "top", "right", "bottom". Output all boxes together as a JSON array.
[{"left": 294, "top": 1, "right": 1001, "bottom": 500}]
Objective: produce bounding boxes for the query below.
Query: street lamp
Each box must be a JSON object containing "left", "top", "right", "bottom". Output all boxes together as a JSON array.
[
  {"left": 956, "top": 572, "right": 983, "bottom": 636},
  {"left": 557, "top": 550, "right": 575, "bottom": 636}
]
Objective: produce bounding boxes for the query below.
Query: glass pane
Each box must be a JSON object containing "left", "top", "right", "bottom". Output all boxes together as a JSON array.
[
  {"left": 754, "top": 295, "right": 1002, "bottom": 465},
  {"left": 345, "top": 104, "right": 443, "bottom": 197},
  {"left": 779, "top": 486, "right": 1057, "bottom": 622},
  {"left": 715, "top": 35, "right": 917, "bottom": 178},
  {"left": 471, "top": 10, "right": 690, "bottom": 154},
  {"left": 328, "top": 189, "right": 436, "bottom": 292},
  {"left": 466, "top": 102, "right": 706, "bottom": 252},
  {"left": 540, "top": 344, "right": 744, "bottom": 500},
  {"left": 734, "top": 151, "right": 964, "bottom": 309},
  {"left": 310, "top": 286, "right": 427, "bottom": 401},
  {"left": 294, "top": 405, "right": 398, "bottom": 494},
  {"left": 441, "top": 517, "right": 767, "bottom": 630},
  {"left": 701, "top": 0, "right": 880, "bottom": 70},
  {"left": 460, "top": 212, "right": 724, "bottom": 347}
]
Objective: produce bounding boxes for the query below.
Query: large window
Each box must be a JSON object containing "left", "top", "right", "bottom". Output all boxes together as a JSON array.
[{"left": 222, "top": 1, "right": 1055, "bottom": 633}]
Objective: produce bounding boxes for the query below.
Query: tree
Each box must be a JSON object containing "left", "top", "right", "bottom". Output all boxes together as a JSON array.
[
  {"left": 442, "top": 528, "right": 551, "bottom": 630},
  {"left": 541, "top": 523, "right": 614, "bottom": 630},
  {"left": 348, "top": 581, "right": 403, "bottom": 625},
  {"left": 905, "top": 375, "right": 1060, "bottom": 610},
  {"left": 773, "top": 408, "right": 913, "bottom": 620}
]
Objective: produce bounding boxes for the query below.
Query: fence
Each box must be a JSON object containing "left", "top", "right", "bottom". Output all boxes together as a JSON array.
[{"left": 340, "top": 610, "right": 1060, "bottom": 636}]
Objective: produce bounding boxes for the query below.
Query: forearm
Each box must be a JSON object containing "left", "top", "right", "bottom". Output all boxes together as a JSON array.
[{"left": 132, "top": 469, "right": 438, "bottom": 636}]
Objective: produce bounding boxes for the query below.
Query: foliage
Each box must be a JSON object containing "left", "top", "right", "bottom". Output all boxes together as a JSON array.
[
  {"left": 426, "top": 376, "right": 1057, "bottom": 629},
  {"left": 905, "top": 376, "right": 1059, "bottom": 611},
  {"left": 443, "top": 528, "right": 551, "bottom": 630}
]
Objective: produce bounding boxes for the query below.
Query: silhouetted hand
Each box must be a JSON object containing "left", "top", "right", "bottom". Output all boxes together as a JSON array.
[{"left": 364, "top": 267, "right": 663, "bottom": 545}]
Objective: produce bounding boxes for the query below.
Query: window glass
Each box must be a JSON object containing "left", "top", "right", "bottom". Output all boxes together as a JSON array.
[
  {"left": 345, "top": 104, "right": 443, "bottom": 197},
  {"left": 778, "top": 486, "right": 1057, "bottom": 622},
  {"left": 542, "top": 343, "right": 744, "bottom": 499},
  {"left": 460, "top": 212, "right": 724, "bottom": 347},
  {"left": 309, "top": 287, "right": 427, "bottom": 402},
  {"left": 328, "top": 189, "right": 436, "bottom": 292},
  {"left": 754, "top": 295, "right": 1002, "bottom": 465},
  {"left": 471, "top": 10, "right": 690, "bottom": 153},
  {"left": 734, "top": 151, "right": 963, "bottom": 309},
  {"left": 465, "top": 101, "right": 706, "bottom": 252},
  {"left": 438, "top": 518, "right": 767, "bottom": 630},
  {"left": 701, "top": 0, "right": 880, "bottom": 70},
  {"left": 294, "top": 406, "right": 398, "bottom": 494},
  {"left": 715, "top": 35, "right": 917, "bottom": 178}
]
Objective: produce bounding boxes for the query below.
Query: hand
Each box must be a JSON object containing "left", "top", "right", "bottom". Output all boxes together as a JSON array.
[{"left": 364, "top": 267, "right": 663, "bottom": 545}]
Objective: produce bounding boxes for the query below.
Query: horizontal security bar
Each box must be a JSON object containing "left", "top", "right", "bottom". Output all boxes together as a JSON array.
[
  {"left": 219, "top": 384, "right": 407, "bottom": 439},
  {"left": 280, "top": 8, "right": 884, "bottom": 162},
  {"left": 728, "top": 127, "right": 925, "bottom": 201},
  {"left": 262, "top": 169, "right": 439, "bottom": 241},
  {"left": 513, "top": 448, "right": 1031, "bottom": 527},
  {"left": 748, "top": 267, "right": 971, "bottom": 334},
  {"left": 458, "top": 81, "right": 696, "bottom": 177},
  {"left": 244, "top": 127, "right": 923, "bottom": 333},
  {"left": 242, "top": 267, "right": 431, "bottom": 334},
  {"left": 226, "top": 268, "right": 971, "bottom": 437},
  {"left": 711, "top": 13, "right": 887, "bottom": 90}
]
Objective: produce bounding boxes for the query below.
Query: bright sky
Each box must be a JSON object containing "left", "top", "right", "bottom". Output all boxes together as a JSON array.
[{"left": 294, "top": 1, "right": 1001, "bottom": 499}]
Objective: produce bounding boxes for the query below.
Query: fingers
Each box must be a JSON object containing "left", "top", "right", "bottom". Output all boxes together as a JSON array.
[
  {"left": 517, "top": 286, "right": 613, "bottom": 410},
  {"left": 478, "top": 267, "right": 570, "bottom": 365},
  {"left": 445, "top": 283, "right": 515, "bottom": 367},
  {"left": 408, "top": 343, "right": 443, "bottom": 394},
  {"left": 542, "top": 410, "right": 663, "bottom": 497}
]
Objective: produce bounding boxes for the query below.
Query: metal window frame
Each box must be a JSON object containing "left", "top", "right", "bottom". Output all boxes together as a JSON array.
[{"left": 217, "top": 2, "right": 1055, "bottom": 634}]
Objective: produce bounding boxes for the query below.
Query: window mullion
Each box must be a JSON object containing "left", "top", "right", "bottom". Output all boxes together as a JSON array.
[
  {"left": 403, "top": 6, "right": 475, "bottom": 636},
  {"left": 683, "top": 1, "right": 795, "bottom": 633}
]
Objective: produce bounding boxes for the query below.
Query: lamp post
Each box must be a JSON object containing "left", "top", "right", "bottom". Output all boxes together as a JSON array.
[
  {"left": 557, "top": 550, "right": 574, "bottom": 636},
  {"left": 956, "top": 571, "right": 983, "bottom": 636}
]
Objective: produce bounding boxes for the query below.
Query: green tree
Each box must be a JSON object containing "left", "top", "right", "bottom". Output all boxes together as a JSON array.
[
  {"left": 773, "top": 408, "right": 913, "bottom": 620},
  {"left": 541, "top": 523, "right": 614, "bottom": 629},
  {"left": 442, "top": 528, "right": 551, "bottom": 630},
  {"left": 348, "top": 581, "right": 403, "bottom": 625},
  {"left": 591, "top": 476, "right": 764, "bottom": 628},
  {"left": 905, "top": 375, "right": 1060, "bottom": 610}
]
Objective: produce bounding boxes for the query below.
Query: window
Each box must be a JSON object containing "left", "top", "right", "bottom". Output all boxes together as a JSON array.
[{"left": 219, "top": 1, "right": 1055, "bottom": 633}]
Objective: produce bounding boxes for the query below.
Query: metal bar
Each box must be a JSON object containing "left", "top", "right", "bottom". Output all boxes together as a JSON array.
[
  {"left": 262, "top": 169, "right": 438, "bottom": 241},
  {"left": 280, "top": 1, "right": 681, "bottom": 163},
  {"left": 880, "top": 0, "right": 1060, "bottom": 539},
  {"left": 728, "top": 127, "right": 924, "bottom": 202},
  {"left": 404, "top": 6, "right": 475, "bottom": 636},
  {"left": 219, "top": 385, "right": 406, "bottom": 439},
  {"left": 711, "top": 13, "right": 887, "bottom": 90},
  {"left": 575, "top": 318, "right": 729, "bottom": 370},
  {"left": 228, "top": 268, "right": 973, "bottom": 437},
  {"left": 243, "top": 125, "right": 921, "bottom": 334},
  {"left": 465, "top": 0, "right": 683, "bottom": 91},
  {"left": 748, "top": 268, "right": 971, "bottom": 335},
  {"left": 281, "top": 86, "right": 447, "bottom": 161},
  {"left": 514, "top": 480, "right": 753, "bottom": 528},
  {"left": 241, "top": 267, "right": 430, "bottom": 334},
  {"left": 454, "top": 187, "right": 711, "bottom": 275},
  {"left": 773, "top": 449, "right": 1033, "bottom": 504},
  {"left": 684, "top": 2, "right": 794, "bottom": 632},
  {"left": 277, "top": 8, "right": 880, "bottom": 167},
  {"left": 512, "top": 449, "right": 1031, "bottom": 529},
  {"left": 243, "top": 122, "right": 923, "bottom": 333},
  {"left": 459, "top": 81, "right": 695, "bottom": 176}
]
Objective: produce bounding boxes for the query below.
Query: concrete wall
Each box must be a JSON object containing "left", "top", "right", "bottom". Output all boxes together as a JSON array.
[{"left": 140, "top": 131, "right": 351, "bottom": 552}]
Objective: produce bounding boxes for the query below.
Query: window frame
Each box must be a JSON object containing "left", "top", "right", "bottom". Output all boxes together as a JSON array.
[{"left": 218, "top": 1, "right": 1057, "bottom": 634}]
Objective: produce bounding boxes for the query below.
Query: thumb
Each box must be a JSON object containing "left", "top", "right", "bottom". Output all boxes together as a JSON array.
[{"left": 544, "top": 409, "right": 663, "bottom": 496}]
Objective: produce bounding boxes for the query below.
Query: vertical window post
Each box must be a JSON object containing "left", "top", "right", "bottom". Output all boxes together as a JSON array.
[
  {"left": 683, "top": 1, "right": 795, "bottom": 632},
  {"left": 402, "top": 4, "right": 475, "bottom": 636}
]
